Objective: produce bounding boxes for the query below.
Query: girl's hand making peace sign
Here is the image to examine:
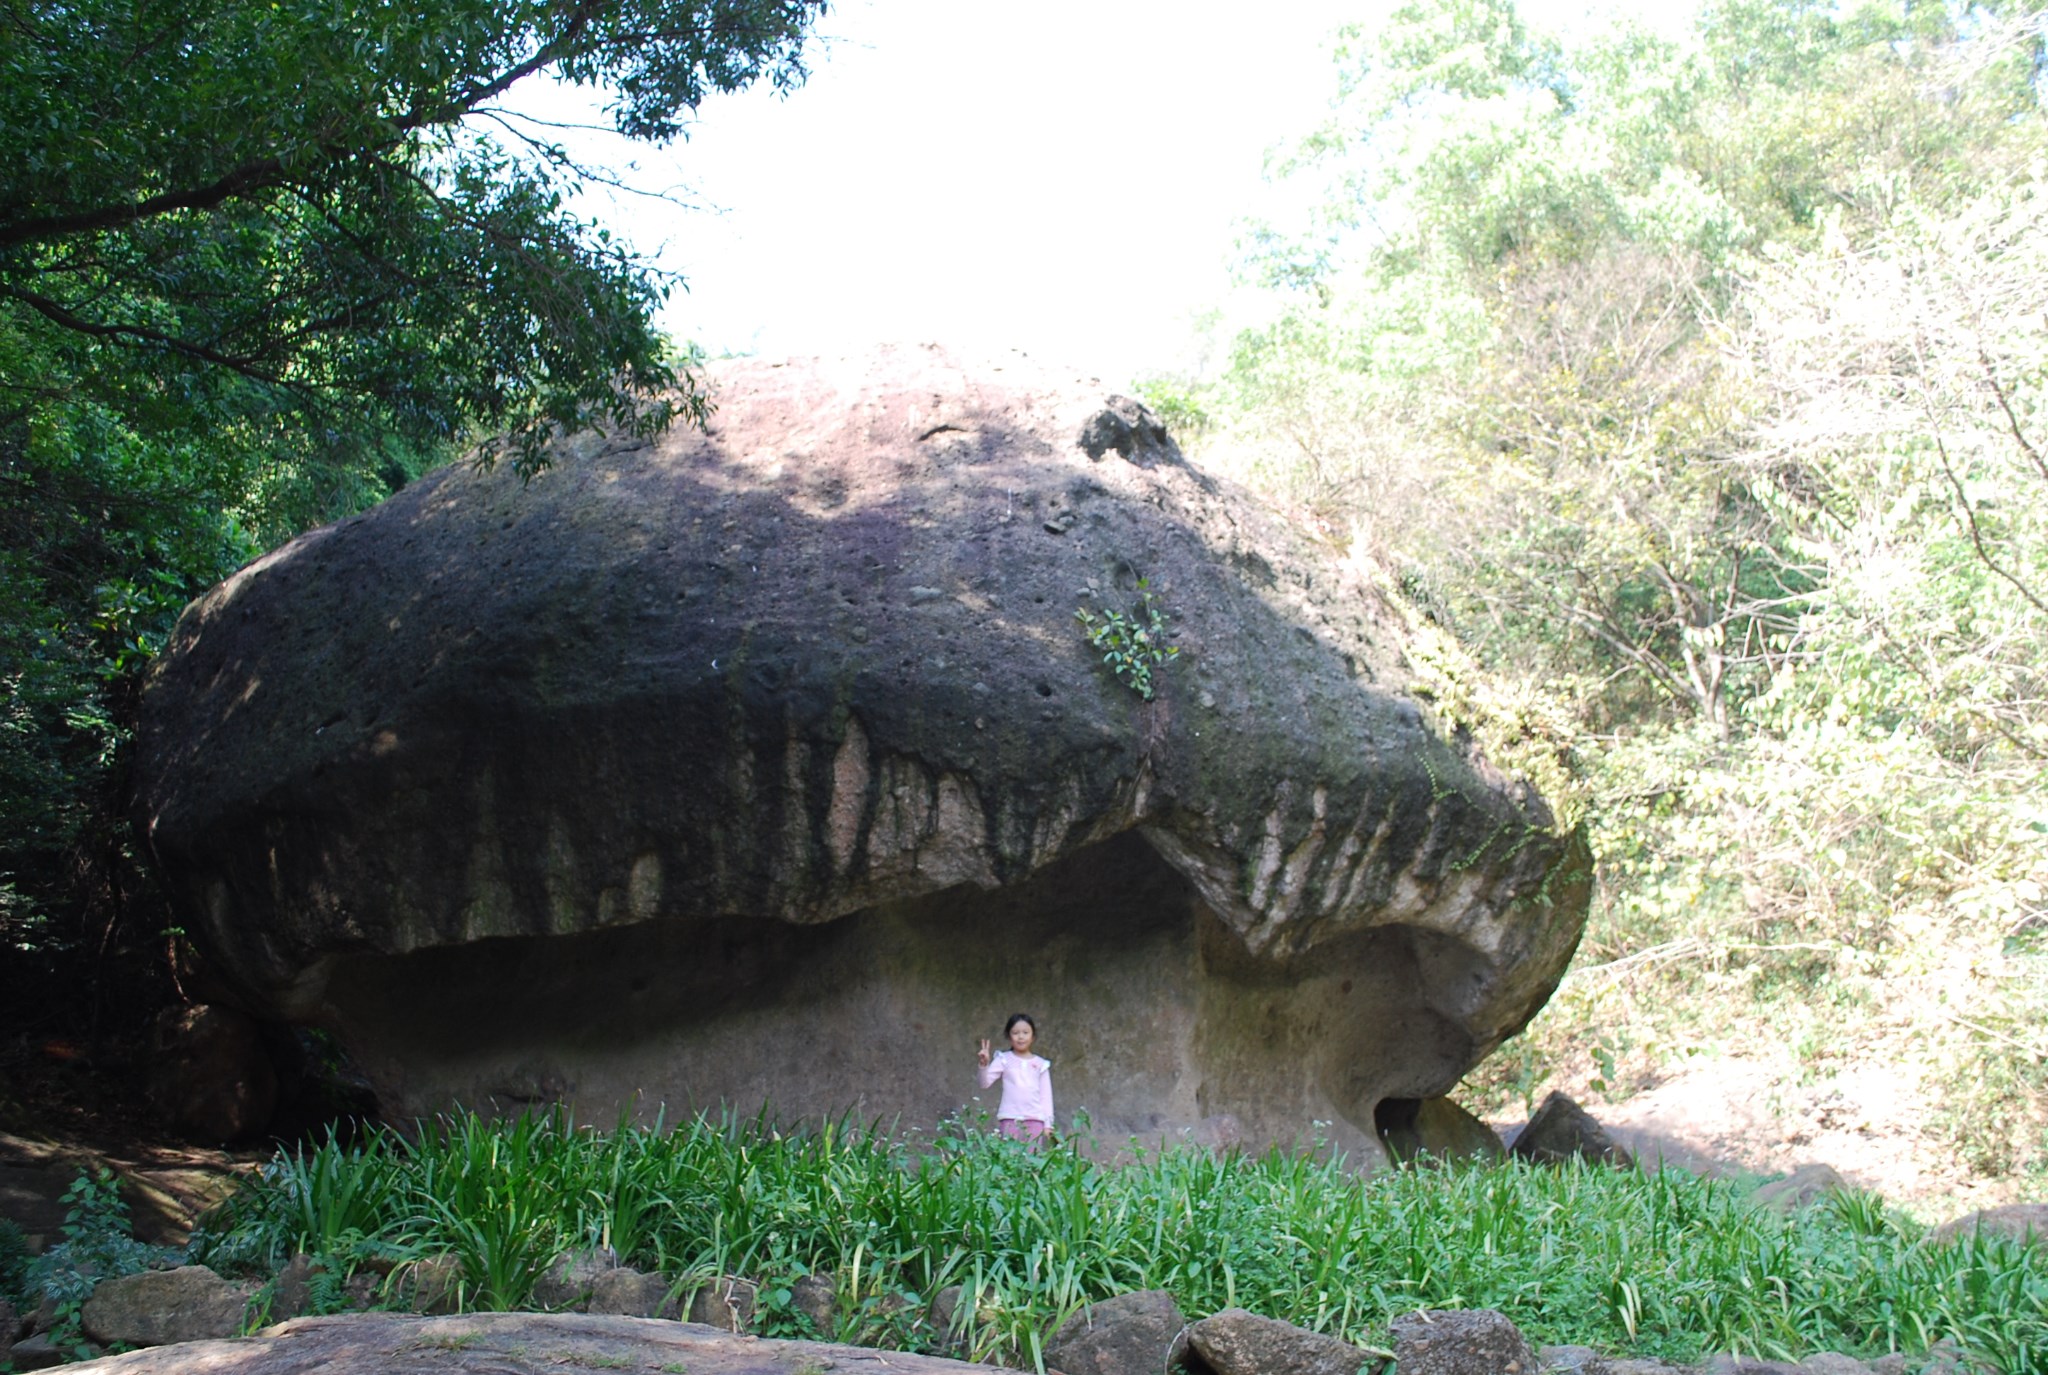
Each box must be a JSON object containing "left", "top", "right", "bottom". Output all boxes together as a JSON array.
[{"left": 977, "top": 1038, "right": 992, "bottom": 1066}]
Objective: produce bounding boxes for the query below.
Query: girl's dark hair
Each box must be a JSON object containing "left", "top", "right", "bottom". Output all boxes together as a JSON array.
[{"left": 1004, "top": 1012, "right": 1036, "bottom": 1038}]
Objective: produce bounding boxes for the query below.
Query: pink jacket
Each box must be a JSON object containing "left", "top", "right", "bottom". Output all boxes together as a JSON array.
[{"left": 978, "top": 1050, "right": 1053, "bottom": 1123}]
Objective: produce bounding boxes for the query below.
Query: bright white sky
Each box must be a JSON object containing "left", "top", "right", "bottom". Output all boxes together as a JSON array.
[{"left": 509, "top": 1, "right": 1683, "bottom": 388}]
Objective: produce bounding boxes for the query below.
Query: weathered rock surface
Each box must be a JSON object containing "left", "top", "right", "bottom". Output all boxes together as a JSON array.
[
  {"left": 533, "top": 1247, "right": 619, "bottom": 1310},
  {"left": 790, "top": 1274, "right": 838, "bottom": 1335},
  {"left": 688, "top": 1276, "right": 756, "bottom": 1329},
  {"left": 928, "top": 1285, "right": 967, "bottom": 1353},
  {"left": 1537, "top": 1344, "right": 1609, "bottom": 1374},
  {"left": 8, "top": 1332, "right": 68, "bottom": 1371},
  {"left": 404, "top": 1254, "right": 463, "bottom": 1314},
  {"left": 136, "top": 346, "right": 1592, "bottom": 1154},
  {"left": 0, "top": 1130, "right": 243, "bottom": 1251},
  {"left": 1696, "top": 1357, "right": 1878, "bottom": 1375},
  {"left": 144, "top": 1004, "right": 278, "bottom": 1141},
  {"left": 268, "top": 1253, "right": 321, "bottom": 1322},
  {"left": 1375, "top": 1095, "right": 1505, "bottom": 1164},
  {"left": 60, "top": 1312, "right": 1022, "bottom": 1375},
  {"left": 1182, "top": 1307, "right": 1377, "bottom": 1375},
  {"left": 1752, "top": 1164, "right": 1851, "bottom": 1214},
  {"left": 1045, "top": 1289, "right": 1185, "bottom": 1375},
  {"left": 80, "top": 1264, "right": 254, "bottom": 1346},
  {"left": 1930, "top": 1201, "right": 2048, "bottom": 1248},
  {"left": 1512, "top": 1093, "right": 1635, "bottom": 1169},
  {"left": 592, "top": 1267, "right": 678, "bottom": 1319},
  {"left": 1390, "top": 1309, "right": 1535, "bottom": 1375}
]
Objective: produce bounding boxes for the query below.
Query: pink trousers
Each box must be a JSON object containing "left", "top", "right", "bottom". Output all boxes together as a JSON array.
[{"left": 997, "top": 1117, "right": 1048, "bottom": 1143}]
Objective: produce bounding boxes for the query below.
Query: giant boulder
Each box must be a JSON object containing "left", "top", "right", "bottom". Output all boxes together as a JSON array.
[{"left": 135, "top": 346, "right": 1590, "bottom": 1158}]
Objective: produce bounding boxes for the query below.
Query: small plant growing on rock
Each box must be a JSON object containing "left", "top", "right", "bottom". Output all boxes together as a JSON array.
[{"left": 1075, "top": 582, "right": 1182, "bottom": 701}]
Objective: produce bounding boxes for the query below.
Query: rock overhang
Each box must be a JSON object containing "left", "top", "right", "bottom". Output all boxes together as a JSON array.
[{"left": 135, "top": 344, "right": 1591, "bottom": 1155}]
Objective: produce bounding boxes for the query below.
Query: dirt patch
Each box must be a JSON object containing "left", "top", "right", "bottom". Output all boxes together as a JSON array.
[{"left": 1491, "top": 1053, "right": 2022, "bottom": 1223}]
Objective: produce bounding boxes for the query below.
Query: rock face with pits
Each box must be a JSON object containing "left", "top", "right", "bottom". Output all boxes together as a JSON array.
[{"left": 135, "top": 346, "right": 1590, "bottom": 1160}]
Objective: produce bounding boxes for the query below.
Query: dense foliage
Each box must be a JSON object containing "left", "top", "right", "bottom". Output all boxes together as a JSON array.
[
  {"left": 185, "top": 1111, "right": 2048, "bottom": 1371},
  {"left": 0, "top": 0, "right": 825, "bottom": 1038},
  {"left": 1167, "top": 0, "right": 2048, "bottom": 1191}
]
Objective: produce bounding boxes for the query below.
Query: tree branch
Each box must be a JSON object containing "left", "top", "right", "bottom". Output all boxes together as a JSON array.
[
  {"left": 0, "top": 158, "right": 294, "bottom": 252},
  {"left": 420, "top": 0, "right": 609, "bottom": 123},
  {"left": 0, "top": 2, "right": 611, "bottom": 252},
  {"left": 0, "top": 281, "right": 291, "bottom": 385},
  {"left": 1979, "top": 346, "right": 2048, "bottom": 486},
  {"left": 1913, "top": 332, "right": 2048, "bottom": 618}
]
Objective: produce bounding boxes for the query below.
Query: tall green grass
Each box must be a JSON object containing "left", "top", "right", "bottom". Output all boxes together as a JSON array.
[{"left": 190, "top": 1109, "right": 2047, "bottom": 1372}]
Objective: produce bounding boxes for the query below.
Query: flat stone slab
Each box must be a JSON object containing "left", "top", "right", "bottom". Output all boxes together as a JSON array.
[{"left": 63, "top": 1312, "right": 1024, "bottom": 1375}]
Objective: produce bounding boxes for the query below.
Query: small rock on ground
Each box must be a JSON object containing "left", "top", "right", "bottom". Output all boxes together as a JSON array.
[
  {"left": 589, "top": 1268, "right": 677, "bottom": 1320},
  {"left": 9, "top": 1332, "right": 76, "bottom": 1371},
  {"left": 532, "top": 1247, "right": 619, "bottom": 1310},
  {"left": 1185, "top": 1307, "right": 1378, "bottom": 1375},
  {"left": 688, "top": 1275, "right": 758, "bottom": 1330},
  {"left": 1046, "top": 1289, "right": 1186, "bottom": 1375},
  {"left": 1391, "top": 1309, "right": 1535, "bottom": 1375},
  {"left": 789, "top": 1273, "right": 837, "bottom": 1335},
  {"left": 1751, "top": 1164, "right": 1852, "bottom": 1214},
  {"left": 81, "top": 1265, "right": 254, "bottom": 1346}
]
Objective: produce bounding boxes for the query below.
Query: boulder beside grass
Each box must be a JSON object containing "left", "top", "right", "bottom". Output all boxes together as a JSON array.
[
  {"left": 926, "top": 1285, "right": 969, "bottom": 1355},
  {"left": 402, "top": 1255, "right": 463, "bottom": 1315},
  {"left": 268, "top": 1253, "right": 321, "bottom": 1322},
  {"left": 1751, "top": 1164, "right": 1852, "bottom": 1213},
  {"left": 789, "top": 1273, "right": 838, "bottom": 1335},
  {"left": 1929, "top": 1202, "right": 2048, "bottom": 1249},
  {"left": 8, "top": 1331, "right": 71, "bottom": 1370},
  {"left": 533, "top": 1247, "right": 619, "bottom": 1309},
  {"left": 1391, "top": 1309, "right": 1535, "bottom": 1375},
  {"left": 80, "top": 1265, "right": 254, "bottom": 1346},
  {"left": 590, "top": 1267, "right": 677, "bottom": 1319},
  {"left": 1179, "top": 1307, "right": 1383, "bottom": 1375},
  {"left": 25, "top": 1277, "right": 1988, "bottom": 1375},
  {"left": 1511, "top": 1092, "right": 1636, "bottom": 1169},
  {"left": 687, "top": 1275, "right": 758, "bottom": 1329},
  {"left": 1045, "top": 1289, "right": 1186, "bottom": 1375},
  {"left": 137, "top": 346, "right": 1594, "bottom": 1158}
]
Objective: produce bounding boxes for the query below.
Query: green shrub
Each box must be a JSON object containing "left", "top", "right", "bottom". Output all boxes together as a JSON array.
[
  {"left": 0, "top": 1217, "right": 30, "bottom": 1306},
  {"left": 24, "top": 1170, "right": 177, "bottom": 1359}
]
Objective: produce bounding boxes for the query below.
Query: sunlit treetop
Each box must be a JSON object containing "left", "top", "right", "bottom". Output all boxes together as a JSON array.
[{"left": 0, "top": 0, "right": 829, "bottom": 477}]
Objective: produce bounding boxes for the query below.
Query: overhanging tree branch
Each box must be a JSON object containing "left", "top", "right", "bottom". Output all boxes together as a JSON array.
[
  {"left": 0, "top": 2, "right": 612, "bottom": 253},
  {"left": 1, "top": 281, "right": 284, "bottom": 381}
]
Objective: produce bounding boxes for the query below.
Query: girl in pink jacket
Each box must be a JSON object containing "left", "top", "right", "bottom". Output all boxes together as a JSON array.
[{"left": 976, "top": 1012, "right": 1053, "bottom": 1143}]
